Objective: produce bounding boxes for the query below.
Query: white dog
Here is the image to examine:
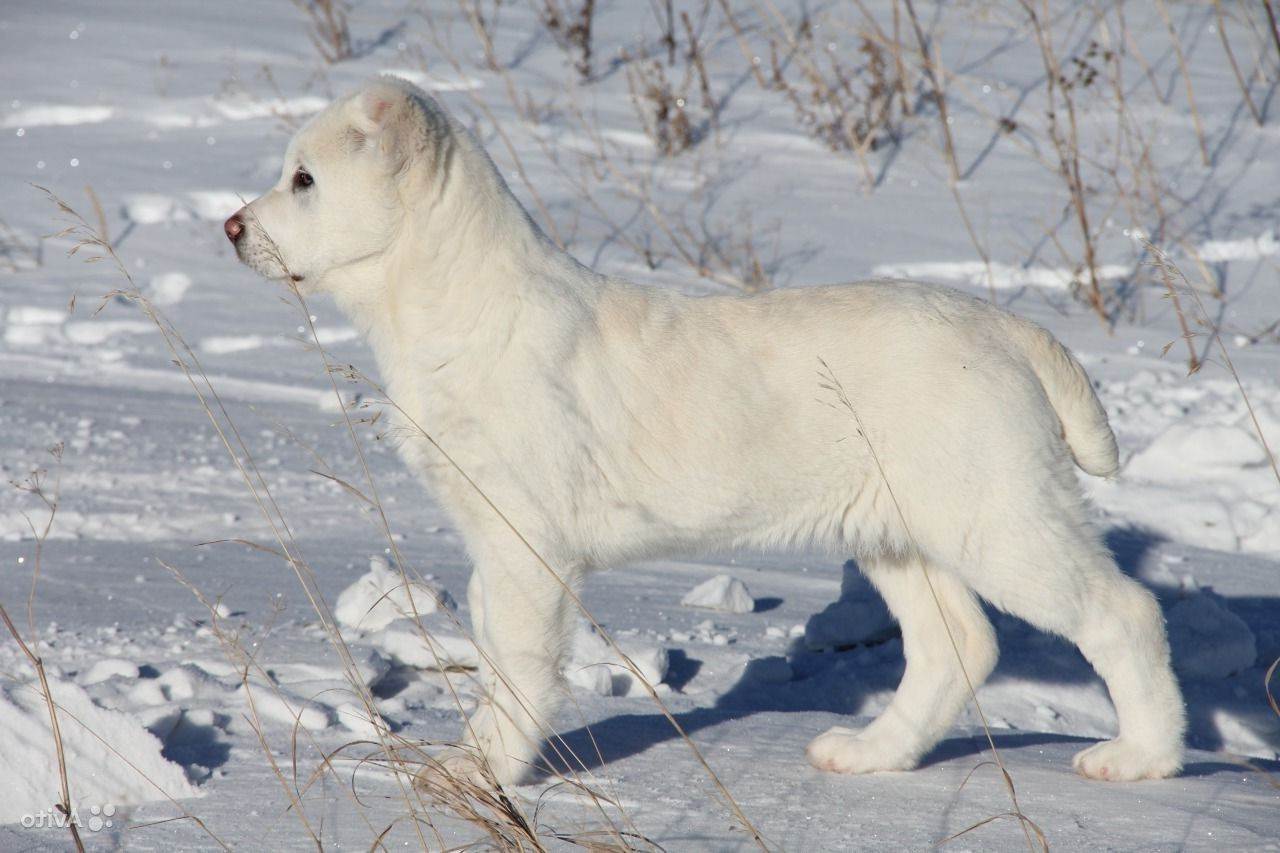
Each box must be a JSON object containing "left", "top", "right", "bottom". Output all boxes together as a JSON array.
[{"left": 226, "top": 77, "right": 1185, "bottom": 786}]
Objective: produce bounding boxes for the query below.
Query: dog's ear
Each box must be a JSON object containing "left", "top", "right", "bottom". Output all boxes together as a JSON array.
[{"left": 347, "top": 82, "right": 423, "bottom": 168}]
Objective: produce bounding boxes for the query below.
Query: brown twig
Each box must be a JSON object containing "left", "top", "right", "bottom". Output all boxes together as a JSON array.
[{"left": 0, "top": 602, "right": 84, "bottom": 852}]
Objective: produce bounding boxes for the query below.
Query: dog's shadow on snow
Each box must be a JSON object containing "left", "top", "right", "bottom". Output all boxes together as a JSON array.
[{"left": 550, "top": 527, "right": 1280, "bottom": 779}]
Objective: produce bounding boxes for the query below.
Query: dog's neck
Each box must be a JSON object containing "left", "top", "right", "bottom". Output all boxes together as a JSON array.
[{"left": 332, "top": 132, "right": 592, "bottom": 408}]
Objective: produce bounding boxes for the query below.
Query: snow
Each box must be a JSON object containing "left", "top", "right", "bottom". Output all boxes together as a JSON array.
[
  {"left": 1088, "top": 372, "right": 1280, "bottom": 553},
  {"left": 1166, "top": 589, "right": 1257, "bottom": 681},
  {"left": 238, "top": 683, "right": 334, "bottom": 732},
  {"left": 0, "top": 677, "right": 199, "bottom": 824},
  {"left": 681, "top": 573, "right": 756, "bottom": 613},
  {"left": 1198, "top": 230, "right": 1280, "bottom": 263},
  {"left": 371, "top": 626, "right": 479, "bottom": 671},
  {"left": 566, "top": 622, "right": 670, "bottom": 698},
  {"left": 803, "top": 561, "right": 897, "bottom": 652},
  {"left": 872, "top": 259, "right": 1132, "bottom": 291},
  {"left": 333, "top": 555, "right": 455, "bottom": 633},
  {"left": 77, "top": 659, "right": 140, "bottom": 686},
  {"left": 147, "top": 272, "right": 193, "bottom": 307},
  {"left": 1, "top": 0, "right": 1278, "bottom": 848},
  {"left": 2, "top": 104, "right": 114, "bottom": 129}
]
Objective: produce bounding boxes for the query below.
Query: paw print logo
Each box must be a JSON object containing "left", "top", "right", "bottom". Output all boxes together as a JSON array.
[{"left": 87, "top": 804, "right": 115, "bottom": 832}]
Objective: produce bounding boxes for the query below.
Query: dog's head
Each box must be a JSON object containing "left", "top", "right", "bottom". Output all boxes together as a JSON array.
[{"left": 224, "top": 77, "right": 453, "bottom": 293}]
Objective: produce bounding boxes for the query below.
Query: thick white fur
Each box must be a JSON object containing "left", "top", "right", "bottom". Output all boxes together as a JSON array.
[{"left": 232, "top": 77, "right": 1185, "bottom": 786}]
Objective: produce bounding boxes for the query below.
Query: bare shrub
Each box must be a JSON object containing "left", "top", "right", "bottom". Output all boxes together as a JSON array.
[
  {"left": 0, "top": 217, "right": 42, "bottom": 271},
  {"left": 539, "top": 0, "right": 597, "bottom": 79},
  {"left": 624, "top": 1, "right": 719, "bottom": 156},
  {"left": 1212, "top": 0, "right": 1263, "bottom": 125},
  {"left": 290, "top": 0, "right": 353, "bottom": 64},
  {"left": 425, "top": 2, "right": 773, "bottom": 290},
  {"left": 773, "top": 23, "right": 901, "bottom": 157},
  {"left": 721, "top": 1, "right": 905, "bottom": 190},
  {"left": 1019, "top": 2, "right": 1112, "bottom": 324},
  {"left": 626, "top": 57, "right": 697, "bottom": 155}
]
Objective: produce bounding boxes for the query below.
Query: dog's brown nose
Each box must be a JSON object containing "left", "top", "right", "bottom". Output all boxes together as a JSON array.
[{"left": 224, "top": 212, "right": 244, "bottom": 243}]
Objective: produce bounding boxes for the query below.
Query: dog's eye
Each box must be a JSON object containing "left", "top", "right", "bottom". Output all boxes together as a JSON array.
[{"left": 292, "top": 168, "right": 314, "bottom": 191}]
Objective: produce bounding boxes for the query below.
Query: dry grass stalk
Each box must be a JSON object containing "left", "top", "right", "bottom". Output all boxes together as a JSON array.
[
  {"left": 43, "top": 188, "right": 445, "bottom": 848},
  {"left": 817, "top": 361, "right": 1046, "bottom": 852},
  {"left": 894, "top": 0, "right": 995, "bottom": 299},
  {"left": 623, "top": 0, "right": 719, "bottom": 157},
  {"left": 83, "top": 185, "right": 109, "bottom": 248},
  {"left": 1263, "top": 1, "right": 1280, "bottom": 70},
  {"left": 1145, "top": 241, "right": 1280, "bottom": 796},
  {"left": 717, "top": 0, "right": 770, "bottom": 88},
  {"left": 42, "top": 188, "right": 730, "bottom": 849},
  {"left": 2, "top": 446, "right": 84, "bottom": 853},
  {"left": 539, "top": 0, "right": 597, "bottom": 80},
  {"left": 0, "top": 217, "right": 42, "bottom": 271},
  {"left": 1153, "top": 0, "right": 1210, "bottom": 165},
  {"left": 458, "top": 0, "right": 504, "bottom": 72},
  {"left": 901, "top": 0, "right": 957, "bottom": 181},
  {"left": 626, "top": 57, "right": 698, "bottom": 156},
  {"left": 1150, "top": 245, "right": 1200, "bottom": 374},
  {"left": 1020, "top": 0, "right": 1109, "bottom": 326},
  {"left": 1268, "top": 656, "right": 1280, "bottom": 720},
  {"left": 1144, "top": 242, "right": 1279, "bottom": 487},
  {"left": 290, "top": 0, "right": 354, "bottom": 63},
  {"left": 730, "top": 1, "right": 902, "bottom": 189},
  {"left": 417, "top": 25, "right": 568, "bottom": 249},
  {"left": 1212, "top": 0, "right": 1263, "bottom": 125},
  {"left": 565, "top": 107, "right": 776, "bottom": 291}
]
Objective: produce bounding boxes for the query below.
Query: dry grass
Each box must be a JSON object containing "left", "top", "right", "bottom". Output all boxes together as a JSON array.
[
  {"left": 1019, "top": 0, "right": 1108, "bottom": 325},
  {"left": 722, "top": 1, "right": 905, "bottom": 190},
  {"left": 1146, "top": 242, "right": 1279, "bottom": 487},
  {"left": 422, "top": 4, "right": 774, "bottom": 292},
  {"left": 0, "top": 217, "right": 42, "bottom": 272},
  {"left": 20, "top": 1, "right": 1280, "bottom": 845},
  {"left": 1145, "top": 241, "right": 1280, "bottom": 795},
  {"left": 39, "top": 188, "right": 767, "bottom": 849},
  {"left": 623, "top": 1, "right": 719, "bottom": 157},
  {"left": 2, "top": 446, "right": 84, "bottom": 853},
  {"left": 290, "top": 0, "right": 354, "bottom": 64},
  {"left": 538, "top": 0, "right": 598, "bottom": 80}
]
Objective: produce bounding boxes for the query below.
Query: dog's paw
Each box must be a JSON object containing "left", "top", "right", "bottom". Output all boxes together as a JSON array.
[
  {"left": 414, "top": 749, "right": 491, "bottom": 793},
  {"left": 413, "top": 745, "right": 531, "bottom": 792},
  {"left": 1072, "top": 739, "right": 1182, "bottom": 781},
  {"left": 806, "top": 726, "right": 920, "bottom": 774}
]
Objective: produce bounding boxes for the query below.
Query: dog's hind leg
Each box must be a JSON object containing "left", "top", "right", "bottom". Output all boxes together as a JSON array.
[
  {"left": 807, "top": 554, "right": 997, "bottom": 773},
  {"left": 956, "top": 519, "right": 1186, "bottom": 780}
]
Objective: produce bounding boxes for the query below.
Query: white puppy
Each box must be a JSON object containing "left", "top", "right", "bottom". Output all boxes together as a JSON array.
[{"left": 226, "top": 77, "right": 1185, "bottom": 786}]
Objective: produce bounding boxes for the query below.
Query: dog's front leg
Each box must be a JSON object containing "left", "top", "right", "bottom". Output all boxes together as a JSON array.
[{"left": 457, "top": 540, "right": 577, "bottom": 787}]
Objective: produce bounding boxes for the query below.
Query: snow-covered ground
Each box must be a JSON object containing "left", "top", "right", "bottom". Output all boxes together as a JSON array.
[{"left": 2, "top": 1, "right": 1278, "bottom": 849}]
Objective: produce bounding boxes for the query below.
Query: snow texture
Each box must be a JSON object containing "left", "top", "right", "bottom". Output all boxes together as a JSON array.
[
  {"left": 333, "top": 555, "right": 455, "bottom": 633},
  {"left": 680, "top": 573, "right": 756, "bottom": 613},
  {"left": 1, "top": 0, "right": 1278, "bottom": 848},
  {"left": 0, "top": 677, "right": 199, "bottom": 824},
  {"left": 804, "top": 561, "right": 898, "bottom": 651}
]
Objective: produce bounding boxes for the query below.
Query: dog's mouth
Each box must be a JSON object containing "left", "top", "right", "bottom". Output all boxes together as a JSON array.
[{"left": 233, "top": 240, "right": 304, "bottom": 285}]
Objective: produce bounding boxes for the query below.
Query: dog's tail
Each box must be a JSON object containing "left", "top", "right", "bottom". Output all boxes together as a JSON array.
[{"left": 1007, "top": 319, "right": 1120, "bottom": 478}]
